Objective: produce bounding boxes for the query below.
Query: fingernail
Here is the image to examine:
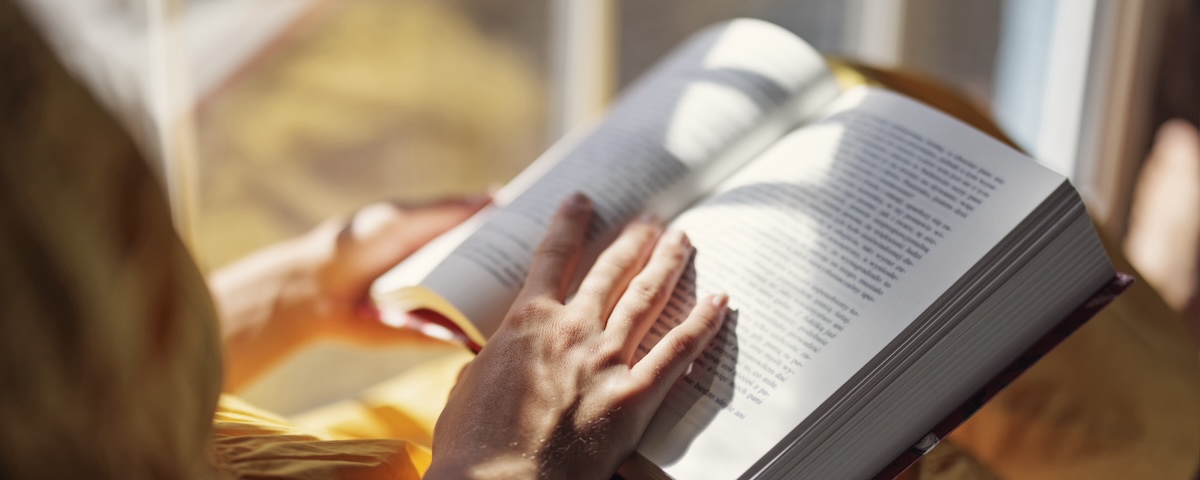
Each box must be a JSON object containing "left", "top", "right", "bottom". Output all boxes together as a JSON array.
[
  {"left": 709, "top": 292, "right": 729, "bottom": 308},
  {"left": 562, "top": 192, "right": 590, "bottom": 212},
  {"left": 664, "top": 229, "right": 689, "bottom": 247}
]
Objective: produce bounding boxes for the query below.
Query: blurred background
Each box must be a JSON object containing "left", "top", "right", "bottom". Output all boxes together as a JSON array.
[{"left": 19, "top": 0, "right": 1197, "bottom": 414}]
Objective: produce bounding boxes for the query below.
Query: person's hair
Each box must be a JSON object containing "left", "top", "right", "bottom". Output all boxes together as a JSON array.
[{"left": 0, "top": 2, "right": 222, "bottom": 477}]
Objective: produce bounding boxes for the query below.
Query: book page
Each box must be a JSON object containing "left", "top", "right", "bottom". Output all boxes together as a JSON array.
[
  {"left": 633, "top": 87, "right": 1066, "bottom": 479},
  {"left": 373, "top": 18, "right": 840, "bottom": 336}
]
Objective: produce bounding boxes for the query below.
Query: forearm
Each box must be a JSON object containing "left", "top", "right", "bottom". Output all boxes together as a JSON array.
[{"left": 209, "top": 237, "right": 318, "bottom": 392}]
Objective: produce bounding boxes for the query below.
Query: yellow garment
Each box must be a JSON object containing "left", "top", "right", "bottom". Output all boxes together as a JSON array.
[
  {"left": 210, "top": 348, "right": 475, "bottom": 479},
  {"left": 289, "top": 348, "right": 474, "bottom": 446},
  {"left": 208, "top": 348, "right": 477, "bottom": 479},
  {"left": 211, "top": 395, "right": 431, "bottom": 480}
]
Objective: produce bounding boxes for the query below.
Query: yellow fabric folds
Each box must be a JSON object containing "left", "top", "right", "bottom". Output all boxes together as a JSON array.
[
  {"left": 210, "top": 349, "right": 473, "bottom": 479},
  {"left": 212, "top": 395, "right": 431, "bottom": 480}
]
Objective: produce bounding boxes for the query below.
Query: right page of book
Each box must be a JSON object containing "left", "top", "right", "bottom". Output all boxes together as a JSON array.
[{"left": 633, "top": 87, "right": 1067, "bottom": 479}]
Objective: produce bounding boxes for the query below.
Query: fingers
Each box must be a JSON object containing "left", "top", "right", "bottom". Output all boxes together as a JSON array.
[
  {"left": 605, "top": 230, "right": 692, "bottom": 360},
  {"left": 335, "top": 195, "right": 492, "bottom": 283},
  {"left": 383, "top": 196, "right": 493, "bottom": 248},
  {"left": 573, "top": 214, "right": 664, "bottom": 317},
  {"left": 631, "top": 293, "right": 727, "bottom": 397},
  {"left": 522, "top": 193, "right": 593, "bottom": 302}
]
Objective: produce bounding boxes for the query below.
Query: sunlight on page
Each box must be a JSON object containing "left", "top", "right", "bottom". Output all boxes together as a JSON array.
[
  {"left": 758, "top": 123, "right": 845, "bottom": 185},
  {"left": 372, "top": 19, "right": 838, "bottom": 337},
  {"left": 664, "top": 82, "right": 767, "bottom": 166},
  {"left": 637, "top": 124, "right": 851, "bottom": 474},
  {"left": 702, "top": 18, "right": 828, "bottom": 89},
  {"left": 662, "top": 18, "right": 831, "bottom": 167}
]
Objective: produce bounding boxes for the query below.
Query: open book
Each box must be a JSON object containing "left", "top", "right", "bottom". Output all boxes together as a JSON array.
[{"left": 370, "top": 18, "right": 1125, "bottom": 479}]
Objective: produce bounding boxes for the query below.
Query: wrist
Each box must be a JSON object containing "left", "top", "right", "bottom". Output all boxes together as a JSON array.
[
  {"left": 210, "top": 237, "right": 321, "bottom": 391},
  {"left": 426, "top": 454, "right": 540, "bottom": 480}
]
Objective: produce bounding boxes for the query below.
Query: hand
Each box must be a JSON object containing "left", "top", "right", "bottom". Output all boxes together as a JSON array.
[
  {"left": 426, "top": 193, "right": 728, "bottom": 479},
  {"left": 211, "top": 196, "right": 489, "bottom": 392}
]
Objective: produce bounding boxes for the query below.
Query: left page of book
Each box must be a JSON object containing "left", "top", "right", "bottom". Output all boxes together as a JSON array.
[{"left": 371, "top": 18, "right": 840, "bottom": 338}]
